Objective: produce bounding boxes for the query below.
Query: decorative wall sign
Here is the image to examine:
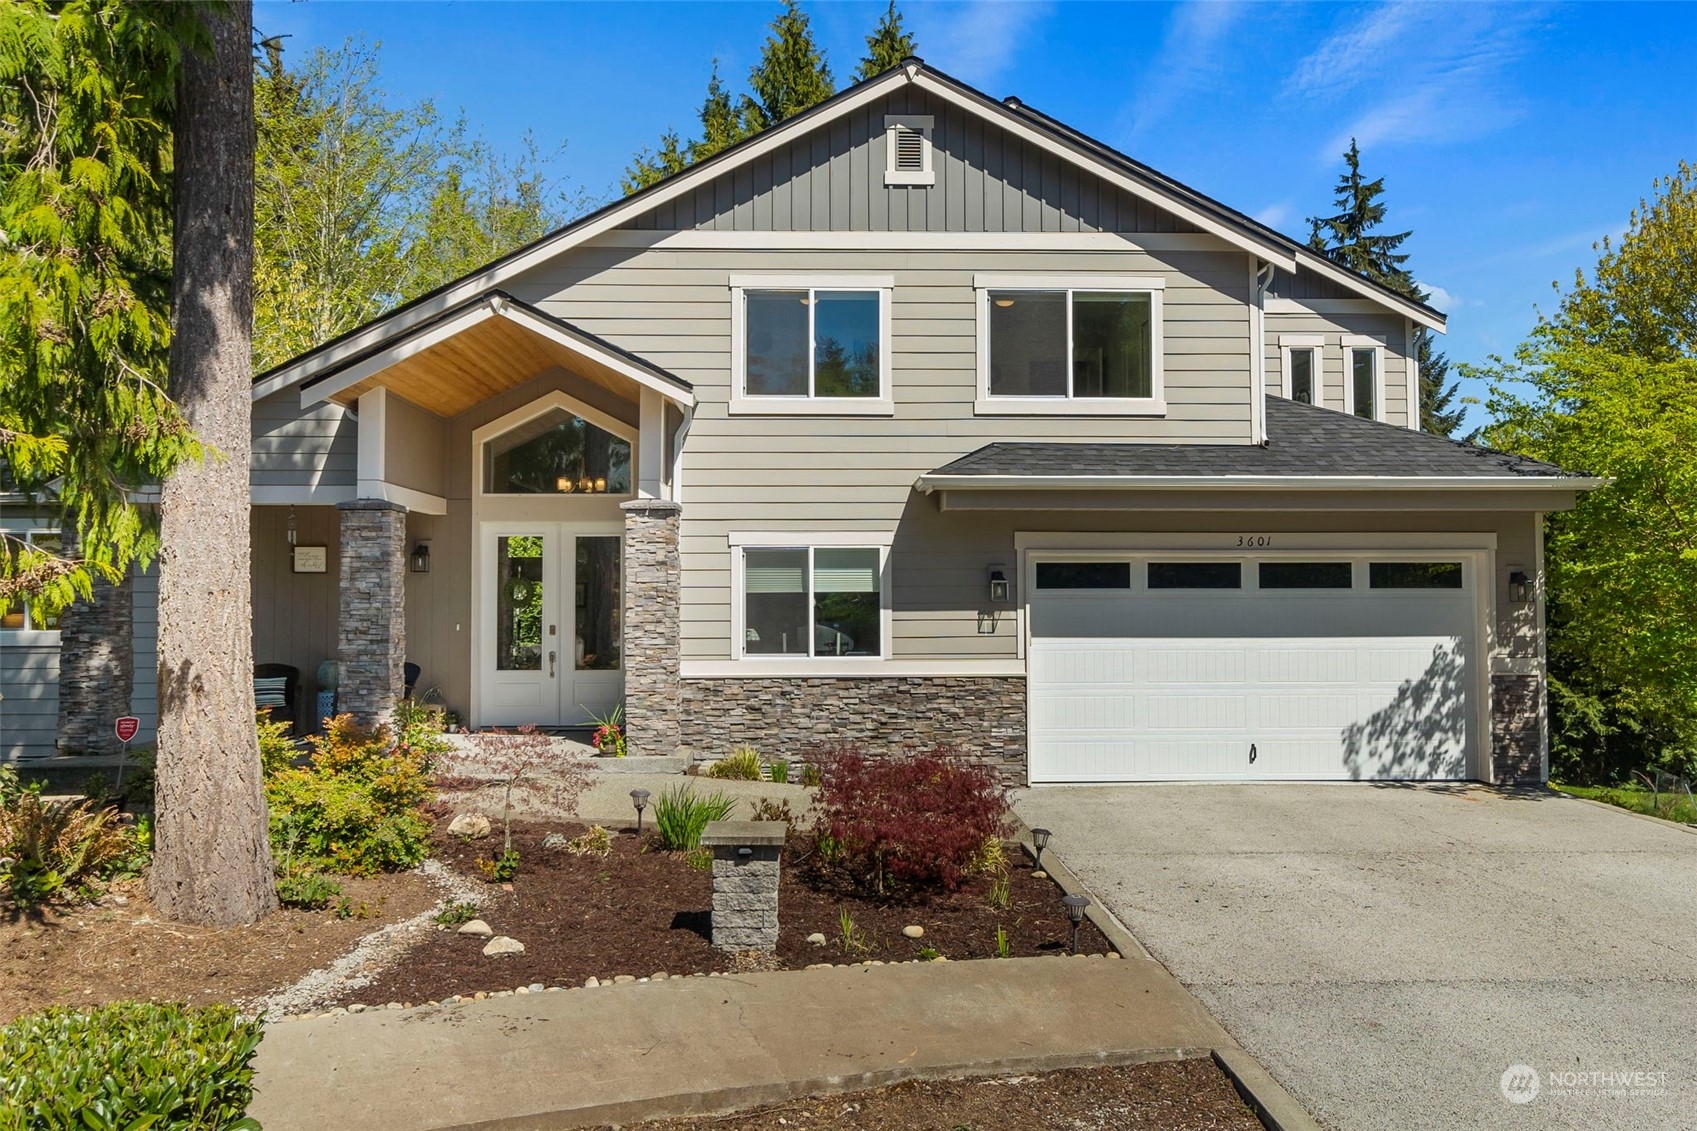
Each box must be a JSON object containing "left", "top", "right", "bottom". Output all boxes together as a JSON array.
[{"left": 292, "top": 545, "right": 328, "bottom": 573}]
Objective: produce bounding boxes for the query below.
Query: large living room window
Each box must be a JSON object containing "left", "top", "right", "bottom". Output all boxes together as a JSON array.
[
  {"left": 732, "top": 535, "right": 889, "bottom": 660},
  {"left": 730, "top": 275, "right": 893, "bottom": 415},
  {"left": 974, "top": 275, "right": 1164, "bottom": 414}
]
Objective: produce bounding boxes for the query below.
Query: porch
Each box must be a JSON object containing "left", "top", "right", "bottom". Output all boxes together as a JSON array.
[{"left": 250, "top": 291, "right": 694, "bottom": 754}]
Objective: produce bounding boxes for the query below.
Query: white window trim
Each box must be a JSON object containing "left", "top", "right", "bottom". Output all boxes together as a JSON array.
[
  {"left": 728, "top": 530, "right": 894, "bottom": 666},
  {"left": 1277, "top": 333, "right": 1325, "bottom": 407},
  {"left": 1341, "top": 335, "right": 1387, "bottom": 421},
  {"left": 1, "top": 529, "right": 63, "bottom": 640},
  {"left": 884, "top": 114, "right": 935, "bottom": 186},
  {"left": 729, "top": 275, "right": 895, "bottom": 416},
  {"left": 973, "top": 275, "right": 1167, "bottom": 416}
]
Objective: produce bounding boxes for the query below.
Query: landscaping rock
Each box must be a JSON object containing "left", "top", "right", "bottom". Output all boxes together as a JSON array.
[
  {"left": 806, "top": 932, "right": 827, "bottom": 945},
  {"left": 1032, "top": 869, "right": 1048, "bottom": 880},
  {"left": 347, "top": 1004, "right": 367, "bottom": 1013},
  {"left": 584, "top": 977, "right": 600, "bottom": 988},
  {"left": 529, "top": 983, "right": 546, "bottom": 993},
  {"left": 456, "top": 919, "right": 494, "bottom": 937},
  {"left": 612, "top": 974, "right": 636, "bottom": 984},
  {"left": 902, "top": 925, "right": 924, "bottom": 939},
  {"left": 483, "top": 936, "right": 525, "bottom": 956},
  {"left": 541, "top": 832, "right": 571, "bottom": 850},
  {"left": 447, "top": 813, "right": 491, "bottom": 838}
]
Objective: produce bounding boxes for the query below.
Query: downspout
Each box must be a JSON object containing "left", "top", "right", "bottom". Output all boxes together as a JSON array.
[{"left": 1252, "top": 261, "right": 1276, "bottom": 446}]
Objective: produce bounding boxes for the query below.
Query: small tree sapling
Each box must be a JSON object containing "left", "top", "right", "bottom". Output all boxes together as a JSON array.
[{"left": 468, "top": 725, "right": 591, "bottom": 852}]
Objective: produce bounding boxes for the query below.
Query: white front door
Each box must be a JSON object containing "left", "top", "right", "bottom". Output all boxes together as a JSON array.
[{"left": 479, "top": 523, "right": 624, "bottom": 727}]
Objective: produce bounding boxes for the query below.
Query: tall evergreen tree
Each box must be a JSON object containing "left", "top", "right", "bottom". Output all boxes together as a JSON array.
[
  {"left": 745, "top": 0, "right": 834, "bottom": 130},
  {"left": 151, "top": 0, "right": 278, "bottom": 927},
  {"left": 1309, "top": 139, "right": 1465, "bottom": 435},
  {"left": 856, "top": 1, "right": 916, "bottom": 80}
]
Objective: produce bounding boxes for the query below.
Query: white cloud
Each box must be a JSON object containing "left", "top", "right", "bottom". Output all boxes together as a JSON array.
[
  {"left": 1418, "top": 281, "right": 1458, "bottom": 310},
  {"left": 1254, "top": 201, "right": 1297, "bottom": 230},
  {"left": 1287, "top": 2, "right": 1547, "bottom": 161},
  {"left": 909, "top": 1, "right": 1054, "bottom": 90},
  {"left": 1123, "top": 2, "right": 1248, "bottom": 142}
]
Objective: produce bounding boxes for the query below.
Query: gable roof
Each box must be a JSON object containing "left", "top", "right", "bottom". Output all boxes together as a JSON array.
[
  {"left": 918, "top": 398, "right": 1592, "bottom": 492},
  {"left": 257, "top": 58, "right": 1446, "bottom": 402}
]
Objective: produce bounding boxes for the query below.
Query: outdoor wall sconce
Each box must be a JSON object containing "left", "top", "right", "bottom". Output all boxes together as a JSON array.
[
  {"left": 1508, "top": 570, "right": 1530, "bottom": 603},
  {"left": 1031, "top": 827, "right": 1051, "bottom": 869},
  {"left": 988, "top": 567, "right": 1010, "bottom": 603},
  {"left": 1062, "top": 893, "right": 1091, "bottom": 955},
  {"left": 409, "top": 542, "right": 431, "bottom": 573},
  {"left": 631, "top": 788, "right": 651, "bottom": 834}
]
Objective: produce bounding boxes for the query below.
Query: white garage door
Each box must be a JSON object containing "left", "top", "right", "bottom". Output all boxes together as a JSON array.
[{"left": 1027, "top": 557, "right": 1478, "bottom": 783}]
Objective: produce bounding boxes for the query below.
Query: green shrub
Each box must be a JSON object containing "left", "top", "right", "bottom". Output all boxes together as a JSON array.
[
  {"left": 799, "top": 762, "right": 822, "bottom": 788},
  {"left": 477, "top": 848, "right": 520, "bottom": 882},
  {"left": 276, "top": 872, "right": 342, "bottom": 910},
  {"left": 257, "top": 710, "right": 298, "bottom": 776},
  {"left": 0, "top": 796, "right": 134, "bottom": 906},
  {"left": 433, "top": 900, "right": 479, "bottom": 926},
  {"left": 562, "top": 824, "right": 612, "bottom": 857},
  {"left": 706, "top": 747, "right": 763, "bottom": 781},
  {"left": 0, "top": 1002, "right": 263, "bottom": 1130},
  {"left": 767, "top": 759, "right": 789, "bottom": 784},
  {"left": 264, "top": 713, "right": 438, "bottom": 876},
  {"left": 0, "top": 763, "right": 22, "bottom": 807},
  {"left": 651, "top": 784, "right": 736, "bottom": 850}
]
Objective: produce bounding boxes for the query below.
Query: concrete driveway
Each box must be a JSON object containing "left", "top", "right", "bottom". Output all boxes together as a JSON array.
[{"left": 1013, "top": 784, "right": 1697, "bottom": 1131}]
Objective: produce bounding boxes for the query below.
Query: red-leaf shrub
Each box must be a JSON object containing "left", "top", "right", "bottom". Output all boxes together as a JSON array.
[{"left": 815, "top": 745, "right": 1012, "bottom": 894}]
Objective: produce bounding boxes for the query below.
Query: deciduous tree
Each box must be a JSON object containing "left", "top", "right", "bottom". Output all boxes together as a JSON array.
[{"left": 1475, "top": 163, "right": 1697, "bottom": 782}]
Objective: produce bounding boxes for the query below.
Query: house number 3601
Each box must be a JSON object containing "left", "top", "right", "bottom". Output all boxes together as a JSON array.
[{"left": 1236, "top": 535, "right": 1273, "bottom": 547}]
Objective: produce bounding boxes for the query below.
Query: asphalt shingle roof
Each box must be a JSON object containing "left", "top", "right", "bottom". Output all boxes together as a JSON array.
[{"left": 927, "top": 397, "right": 1577, "bottom": 480}]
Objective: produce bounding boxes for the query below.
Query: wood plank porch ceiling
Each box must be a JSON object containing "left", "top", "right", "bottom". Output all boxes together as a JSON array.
[{"left": 328, "top": 316, "right": 639, "bottom": 417}]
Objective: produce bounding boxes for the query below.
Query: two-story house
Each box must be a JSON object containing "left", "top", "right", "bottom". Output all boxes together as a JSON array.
[{"left": 2, "top": 60, "right": 1595, "bottom": 784}]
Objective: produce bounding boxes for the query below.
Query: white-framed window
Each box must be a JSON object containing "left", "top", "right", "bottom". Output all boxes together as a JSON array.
[
  {"left": 729, "top": 274, "right": 894, "bottom": 415},
  {"left": 973, "top": 274, "right": 1166, "bottom": 415},
  {"left": 884, "top": 115, "right": 934, "bottom": 186},
  {"left": 476, "top": 394, "right": 637, "bottom": 498},
  {"left": 729, "top": 532, "right": 893, "bottom": 661},
  {"left": 1342, "top": 335, "right": 1386, "bottom": 421},
  {"left": 1, "top": 529, "right": 64, "bottom": 635},
  {"left": 1278, "top": 333, "right": 1324, "bottom": 407}
]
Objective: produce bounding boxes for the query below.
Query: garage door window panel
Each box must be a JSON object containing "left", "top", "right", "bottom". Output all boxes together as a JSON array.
[
  {"left": 1035, "top": 561, "right": 1131, "bottom": 590},
  {"left": 1148, "top": 562, "right": 1241, "bottom": 589},
  {"left": 1258, "top": 562, "right": 1354, "bottom": 589},
  {"left": 1370, "top": 562, "right": 1464, "bottom": 589}
]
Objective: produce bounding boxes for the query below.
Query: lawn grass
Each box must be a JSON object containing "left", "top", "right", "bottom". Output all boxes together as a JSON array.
[{"left": 1552, "top": 782, "right": 1697, "bottom": 826}]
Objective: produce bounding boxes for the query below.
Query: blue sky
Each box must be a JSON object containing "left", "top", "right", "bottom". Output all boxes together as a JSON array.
[{"left": 254, "top": 1, "right": 1697, "bottom": 429}]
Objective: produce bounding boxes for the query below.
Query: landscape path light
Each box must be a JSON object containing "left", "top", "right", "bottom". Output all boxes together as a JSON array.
[
  {"left": 1062, "top": 893, "right": 1090, "bottom": 955},
  {"left": 631, "top": 788, "right": 651, "bottom": 835},
  {"left": 1031, "top": 827, "right": 1052, "bottom": 869}
]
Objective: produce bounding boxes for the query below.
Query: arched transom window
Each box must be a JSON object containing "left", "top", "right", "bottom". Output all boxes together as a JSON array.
[{"left": 481, "top": 408, "right": 632, "bottom": 495}]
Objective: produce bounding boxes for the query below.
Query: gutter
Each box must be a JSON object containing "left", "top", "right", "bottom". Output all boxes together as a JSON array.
[{"left": 916, "top": 474, "right": 1606, "bottom": 494}]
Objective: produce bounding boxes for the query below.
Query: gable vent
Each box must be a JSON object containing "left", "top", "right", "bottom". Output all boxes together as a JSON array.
[{"left": 884, "top": 114, "right": 935, "bottom": 186}]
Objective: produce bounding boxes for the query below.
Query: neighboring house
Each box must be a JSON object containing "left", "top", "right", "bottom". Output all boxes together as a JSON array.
[{"left": 0, "top": 60, "right": 1597, "bottom": 784}]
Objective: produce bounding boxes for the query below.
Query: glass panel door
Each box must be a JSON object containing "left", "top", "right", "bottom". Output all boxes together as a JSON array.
[
  {"left": 483, "top": 528, "right": 561, "bottom": 726},
  {"left": 567, "top": 534, "right": 623, "bottom": 726},
  {"left": 496, "top": 535, "right": 545, "bottom": 671}
]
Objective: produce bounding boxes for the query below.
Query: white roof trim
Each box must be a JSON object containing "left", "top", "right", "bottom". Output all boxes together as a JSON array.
[
  {"left": 916, "top": 473, "right": 1600, "bottom": 493},
  {"left": 1291, "top": 248, "right": 1447, "bottom": 332},
  {"left": 298, "top": 294, "right": 695, "bottom": 409},
  {"left": 255, "top": 62, "right": 1443, "bottom": 400}
]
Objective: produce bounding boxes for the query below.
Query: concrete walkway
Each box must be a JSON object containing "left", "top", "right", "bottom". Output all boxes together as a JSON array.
[
  {"left": 1015, "top": 783, "right": 1697, "bottom": 1131},
  {"left": 250, "top": 956, "right": 1231, "bottom": 1130}
]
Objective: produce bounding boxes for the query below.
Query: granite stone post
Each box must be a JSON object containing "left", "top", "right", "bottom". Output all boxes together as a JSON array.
[
  {"left": 620, "top": 498, "right": 682, "bottom": 757},
  {"left": 55, "top": 563, "right": 135, "bottom": 756},
  {"left": 1491, "top": 673, "right": 1545, "bottom": 785},
  {"left": 336, "top": 499, "right": 407, "bottom": 727},
  {"left": 701, "top": 820, "right": 785, "bottom": 951}
]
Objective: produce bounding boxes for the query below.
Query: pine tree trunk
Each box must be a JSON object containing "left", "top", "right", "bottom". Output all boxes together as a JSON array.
[{"left": 149, "top": 0, "right": 277, "bottom": 926}]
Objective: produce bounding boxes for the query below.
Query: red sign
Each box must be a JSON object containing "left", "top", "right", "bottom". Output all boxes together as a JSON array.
[{"left": 114, "top": 716, "right": 140, "bottom": 744}]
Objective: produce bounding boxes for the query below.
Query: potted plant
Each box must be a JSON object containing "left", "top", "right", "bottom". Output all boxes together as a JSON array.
[{"left": 587, "top": 704, "right": 626, "bottom": 757}]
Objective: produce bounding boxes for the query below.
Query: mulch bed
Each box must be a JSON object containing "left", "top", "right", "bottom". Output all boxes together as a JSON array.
[
  {"left": 0, "top": 871, "right": 436, "bottom": 1025},
  {"left": 329, "top": 819, "right": 1108, "bottom": 1006},
  {"left": 597, "top": 1060, "right": 1262, "bottom": 1131}
]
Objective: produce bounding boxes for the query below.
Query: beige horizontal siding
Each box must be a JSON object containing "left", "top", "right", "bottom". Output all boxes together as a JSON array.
[
  {"left": 1264, "top": 309, "right": 1414, "bottom": 428},
  {"left": 252, "top": 390, "right": 357, "bottom": 489}
]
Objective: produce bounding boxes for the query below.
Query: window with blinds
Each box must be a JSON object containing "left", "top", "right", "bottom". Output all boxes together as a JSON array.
[{"left": 743, "top": 546, "right": 882, "bottom": 658}]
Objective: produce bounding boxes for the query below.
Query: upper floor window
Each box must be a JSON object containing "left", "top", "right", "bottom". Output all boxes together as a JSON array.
[
  {"left": 1, "top": 530, "right": 63, "bottom": 632},
  {"left": 482, "top": 407, "right": 632, "bottom": 495},
  {"left": 1279, "top": 334, "right": 1323, "bottom": 406},
  {"left": 1343, "top": 336, "right": 1385, "bottom": 421},
  {"left": 730, "top": 275, "right": 893, "bottom": 415},
  {"left": 974, "top": 275, "right": 1165, "bottom": 415}
]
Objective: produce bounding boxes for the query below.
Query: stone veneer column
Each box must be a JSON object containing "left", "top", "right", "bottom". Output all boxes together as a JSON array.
[
  {"left": 56, "top": 569, "right": 135, "bottom": 756},
  {"left": 336, "top": 499, "right": 407, "bottom": 727},
  {"left": 1491, "top": 673, "right": 1545, "bottom": 785},
  {"left": 620, "top": 498, "right": 682, "bottom": 757}
]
